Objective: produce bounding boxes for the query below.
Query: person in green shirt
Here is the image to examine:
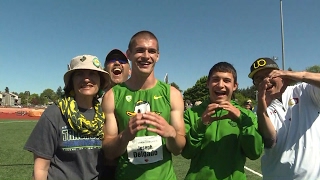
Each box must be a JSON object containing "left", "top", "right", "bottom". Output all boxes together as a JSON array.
[
  {"left": 182, "top": 62, "right": 263, "bottom": 180},
  {"left": 101, "top": 30, "right": 185, "bottom": 180}
]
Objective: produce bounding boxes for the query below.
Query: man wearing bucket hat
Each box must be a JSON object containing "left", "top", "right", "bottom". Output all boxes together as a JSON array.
[
  {"left": 24, "top": 55, "right": 113, "bottom": 180},
  {"left": 249, "top": 57, "right": 320, "bottom": 179},
  {"left": 104, "top": 49, "right": 131, "bottom": 89}
]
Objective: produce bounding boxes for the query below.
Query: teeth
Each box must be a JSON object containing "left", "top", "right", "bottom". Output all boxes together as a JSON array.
[
  {"left": 81, "top": 85, "right": 92, "bottom": 88},
  {"left": 215, "top": 91, "right": 226, "bottom": 95},
  {"left": 139, "top": 62, "right": 150, "bottom": 65},
  {"left": 113, "top": 68, "right": 122, "bottom": 75},
  {"left": 113, "top": 68, "right": 122, "bottom": 72}
]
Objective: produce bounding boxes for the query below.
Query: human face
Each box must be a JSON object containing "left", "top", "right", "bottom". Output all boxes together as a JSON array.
[
  {"left": 105, "top": 59, "right": 130, "bottom": 85},
  {"left": 253, "top": 69, "right": 284, "bottom": 97},
  {"left": 244, "top": 104, "right": 252, "bottom": 110},
  {"left": 207, "top": 72, "right": 238, "bottom": 103},
  {"left": 72, "top": 69, "right": 100, "bottom": 98},
  {"left": 127, "top": 38, "right": 159, "bottom": 76}
]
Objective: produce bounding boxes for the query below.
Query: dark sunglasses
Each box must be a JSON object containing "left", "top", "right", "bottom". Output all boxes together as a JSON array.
[{"left": 108, "top": 59, "right": 128, "bottom": 64}]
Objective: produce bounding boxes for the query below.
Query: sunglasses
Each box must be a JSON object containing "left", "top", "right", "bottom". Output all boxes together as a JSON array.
[{"left": 108, "top": 59, "right": 128, "bottom": 64}]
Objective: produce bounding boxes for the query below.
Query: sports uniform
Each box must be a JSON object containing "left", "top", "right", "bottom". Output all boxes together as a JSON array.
[{"left": 112, "top": 81, "right": 177, "bottom": 180}]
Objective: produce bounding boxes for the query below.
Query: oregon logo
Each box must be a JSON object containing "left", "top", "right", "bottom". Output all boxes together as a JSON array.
[
  {"left": 126, "top": 100, "right": 161, "bottom": 116},
  {"left": 93, "top": 58, "right": 101, "bottom": 68},
  {"left": 253, "top": 59, "right": 266, "bottom": 69}
]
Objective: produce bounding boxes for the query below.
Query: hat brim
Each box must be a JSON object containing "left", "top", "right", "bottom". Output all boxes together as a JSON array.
[
  {"left": 105, "top": 49, "right": 128, "bottom": 63},
  {"left": 248, "top": 66, "right": 279, "bottom": 78},
  {"left": 63, "top": 68, "right": 110, "bottom": 89}
]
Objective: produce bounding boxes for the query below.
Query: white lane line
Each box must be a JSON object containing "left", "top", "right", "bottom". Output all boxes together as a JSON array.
[
  {"left": 244, "top": 166, "right": 263, "bottom": 177},
  {"left": 0, "top": 120, "right": 37, "bottom": 123}
]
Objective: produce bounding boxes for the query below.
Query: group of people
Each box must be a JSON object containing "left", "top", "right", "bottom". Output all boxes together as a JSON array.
[{"left": 23, "top": 30, "right": 320, "bottom": 180}]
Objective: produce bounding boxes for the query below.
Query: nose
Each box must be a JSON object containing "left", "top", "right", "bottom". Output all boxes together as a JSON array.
[
  {"left": 82, "top": 71, "right": 92, "bottom": 81},
  {"left": 141, "top": 50, "right": 150, "bottom": 59},
  {"left": 217, "top": 79, "right": 224, "bottom": 87},
  {"left": 114, "top": 60, "right": 121, "bottom": 65}
]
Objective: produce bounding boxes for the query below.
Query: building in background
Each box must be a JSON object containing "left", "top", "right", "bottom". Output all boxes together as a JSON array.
[{"left": 0, "top": 92, "right": 20, "bottom": 106}]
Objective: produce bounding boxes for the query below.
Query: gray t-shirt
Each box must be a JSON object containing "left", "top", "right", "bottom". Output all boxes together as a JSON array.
[{"left": 24, "top": 105, "right": 105, "bottom": 180}]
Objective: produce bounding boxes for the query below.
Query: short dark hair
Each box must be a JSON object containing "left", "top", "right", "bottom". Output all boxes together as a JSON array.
[
  {"left": 207, "top": 62, "right": 237, "bottom": 83},
  {"left": 128, "top": 30, "right": 159, "bottom": 51}
]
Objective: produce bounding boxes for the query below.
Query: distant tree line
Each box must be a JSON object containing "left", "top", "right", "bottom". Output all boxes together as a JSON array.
[{"left": 3, "top": 65, "right": 320, "bottom": 107}]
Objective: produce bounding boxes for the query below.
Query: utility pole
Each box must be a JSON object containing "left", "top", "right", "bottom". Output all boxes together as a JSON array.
[{"left": 280, "top": 0, "right": 285, "bottom": 70}]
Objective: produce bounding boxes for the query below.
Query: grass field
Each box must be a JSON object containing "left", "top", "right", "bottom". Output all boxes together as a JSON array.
[{"left": 0, "top": 119, "right": 262, "bottom": 180}]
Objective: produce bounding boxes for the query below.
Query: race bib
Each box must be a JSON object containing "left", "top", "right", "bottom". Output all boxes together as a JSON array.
[{"left": 127, "top": 135, "right": 163, "bottom": 165}]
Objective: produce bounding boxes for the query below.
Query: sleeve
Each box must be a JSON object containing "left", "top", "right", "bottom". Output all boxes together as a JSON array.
[
  {"left": 237, "top": 109, "right": 263, "bottom": 160},
  {"left": 305, "top": 83, "right": 320, "bottom": 108},
  {"left": 24, "top": 109, "right": 59, "bottom": 159},
  {"left": 181, "top": 109, "right": 207, "bottom": 159}
]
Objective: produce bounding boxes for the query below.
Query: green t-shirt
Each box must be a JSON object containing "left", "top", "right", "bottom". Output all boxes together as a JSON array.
[{"left": 113, "top": 80, "right": 177, "bottom": 180}]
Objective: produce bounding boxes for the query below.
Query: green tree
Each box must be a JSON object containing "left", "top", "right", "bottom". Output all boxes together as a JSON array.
[
  {"left": 183, "top": 76, "right": 209, "bottom": 103},
  {"left": 5, "top": 87, "right": 9, "bottom": 93},
  {"left": 170, "top": 82, "right": 182, "bottom": 92},
  {"left": 25, "top": 91, "right": 31, "bottom": 106},
  {"left": 56, "top": 86, "right": 64, "bottom": 99},
  {"left": 18, "top": 92, "right": 26, "bottom": 105},
  {"left": 29, "top": 93, "right": 40, "bottom": 106},
  {"left": 40, "top": 88, "right": 56, "bottom": 105},
  {"left": 306, "top": 65, "right": 320, "bottom": 73},
  {"left": 236, "top": 85, "right": 257, "bottom": 101}
]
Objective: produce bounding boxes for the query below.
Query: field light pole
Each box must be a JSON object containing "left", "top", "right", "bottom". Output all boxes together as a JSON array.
[{"left": 280, "top": 0, "right": 285, "bottom": 70}]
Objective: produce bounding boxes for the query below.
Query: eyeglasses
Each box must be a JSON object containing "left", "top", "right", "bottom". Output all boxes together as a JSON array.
[
  {"left": 108, "top": 59, "right": 128, "bottom": 64},
  {"left": 253, "top": 75, "right": 276, "bottom": 85}
]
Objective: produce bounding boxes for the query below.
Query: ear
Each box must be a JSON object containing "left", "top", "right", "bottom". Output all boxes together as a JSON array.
[
  {"left": 128, "top": 69, "right": 132, "bottom": 76},
  {"left": 155, "top": 52, "right": 160, "bottom": 63},
  {"left": 233, "top": 82, "right": 238, "bottom": 91},
  {"left": 126, "top": 49, "right": 131, "bottom": 61}
]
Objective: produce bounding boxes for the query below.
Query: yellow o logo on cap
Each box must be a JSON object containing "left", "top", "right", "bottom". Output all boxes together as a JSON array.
[{"left": 253, "top": 59, "right": 266, "bottom": 69}]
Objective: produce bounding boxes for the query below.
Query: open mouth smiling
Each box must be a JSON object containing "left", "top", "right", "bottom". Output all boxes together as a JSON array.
[{"left": 112, "top": 68, "right": 122, "bottom": 75}]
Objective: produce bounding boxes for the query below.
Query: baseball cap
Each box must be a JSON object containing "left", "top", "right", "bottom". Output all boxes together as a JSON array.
[
  {"left": 105, "top": 49, "right": 128, "bottom": 65},
  {"left": 248, "top": 57, "right": 280, "bottom": 78},
  {"left": 64, "top": 55, "right": 110, "bottom": 88}
]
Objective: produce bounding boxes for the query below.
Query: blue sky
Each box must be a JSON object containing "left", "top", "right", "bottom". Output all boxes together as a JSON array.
[{"left": 1, "top": 1, "right": 319, "bottom": 95}]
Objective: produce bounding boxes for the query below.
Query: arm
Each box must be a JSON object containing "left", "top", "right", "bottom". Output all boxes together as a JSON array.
[
  {"left": 166, "top": 86, "right": 186, "bottom": 155},
  {"left": 101, "top": 89, "right": 145, "bottom": 159},
  {"left": 33, "top": 154, "right": 50, "bottom": 180},
  {"left": 181, "top": 111, "right": 207, "bottom": 159},
  {"left": 217, "top": 101, "right": 263, "bottom": 160},
  {"left": 255, "top": 77, "right": 277, "bottom": 148},
  {"left": 24, "top": 107, "right": 59, "bottom": 180},
  {"left": 101, "top": 89, "right": 128, "bottom": 159},
  {"left": 270, "top": 70, "right": 320, "bottom": 88},
  {"left": 238, "top": 110, "right": 263, "bottom": 160},
  {"left": 181, "top": 101, "right": 220, "bottom": 159},
  {"left": 256, "top": 90, "right": 277, "bottom": 148}
]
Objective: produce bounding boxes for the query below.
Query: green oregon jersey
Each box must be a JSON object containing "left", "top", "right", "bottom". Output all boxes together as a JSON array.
[{"left": 112, "top": 80, "right": 177, "bottom": 180}]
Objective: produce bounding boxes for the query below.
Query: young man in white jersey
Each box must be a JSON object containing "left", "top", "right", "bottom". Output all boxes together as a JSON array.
[{"left": 248, "top": 57, "right": 320, "bottom": 180}]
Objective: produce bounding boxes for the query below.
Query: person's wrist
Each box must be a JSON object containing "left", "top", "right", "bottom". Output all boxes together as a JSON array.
[
  {"left": 168, "top": 126, "right": 177, "bottom": 138},
  {"left": 201, "top": 118, "right": 212, "bottom": 126}
]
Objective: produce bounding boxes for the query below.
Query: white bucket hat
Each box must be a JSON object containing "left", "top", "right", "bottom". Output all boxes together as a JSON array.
[{"left": 63, "top": 55, "right": 110, "bottom": 89}]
